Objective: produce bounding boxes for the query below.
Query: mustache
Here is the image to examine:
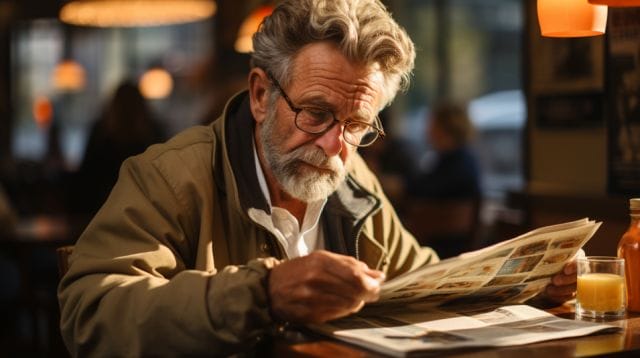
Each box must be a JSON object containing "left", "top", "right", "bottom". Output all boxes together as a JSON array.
[{"left": 286, "top": 145, "right": 343, "bottom": 172}]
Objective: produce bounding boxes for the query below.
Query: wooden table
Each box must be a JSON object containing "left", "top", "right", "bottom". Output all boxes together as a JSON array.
[
  {"left": 268, "top": 304, "right": 640, "bottom": 357},
  {"left": 0, "top": 215, "right": 86, "bottom": 356}
]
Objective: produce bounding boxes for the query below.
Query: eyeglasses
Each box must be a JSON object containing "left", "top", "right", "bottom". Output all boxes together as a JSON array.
[{"left": 266, "top": 72, "right": 385, "bottom": 147}]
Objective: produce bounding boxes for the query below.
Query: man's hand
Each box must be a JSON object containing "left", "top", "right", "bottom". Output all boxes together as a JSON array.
[
  {"left": 268, "top": 250, "right": 385, "bottom": 324},
  {"left": 532, "top": 249, "right": 585, "bottom": 307},
  {"left": 543, "top": 259, "right": 578, "bottom": 305}
]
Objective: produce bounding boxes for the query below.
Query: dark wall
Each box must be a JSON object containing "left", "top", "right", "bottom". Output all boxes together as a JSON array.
[{"left": 0, "top": 2, "right": 14, "bottom": 164}]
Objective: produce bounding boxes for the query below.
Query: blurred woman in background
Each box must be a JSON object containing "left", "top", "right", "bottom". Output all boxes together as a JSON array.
[
  {"left": 71, "top": 80, "right": 165, "bottom": 216},
  {"left": 408, "top": 100, "right": 481, "bottom": 200}
]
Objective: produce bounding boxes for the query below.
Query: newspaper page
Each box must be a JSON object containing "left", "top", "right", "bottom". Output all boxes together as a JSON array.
[
  {"left": 377, "top": 218, "right": 601, "bottom": 307},
  {"left": 309, "top": 304, "right": 618, "bottom": 357}
]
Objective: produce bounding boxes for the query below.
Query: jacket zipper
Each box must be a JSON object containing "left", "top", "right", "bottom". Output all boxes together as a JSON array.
[{"left": 352, "top": 205, "right": 382, "bottom": 261}]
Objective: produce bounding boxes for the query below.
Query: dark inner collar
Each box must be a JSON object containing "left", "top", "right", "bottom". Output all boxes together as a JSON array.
[{"left": 225, "top": 92, "right": 271, "bottom": 214}]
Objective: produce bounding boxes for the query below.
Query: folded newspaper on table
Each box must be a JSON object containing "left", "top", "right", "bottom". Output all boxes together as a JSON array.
[
  {"left": 310, "top": 304, "right": 619, "bottom": 357},
  {"left": 379, "top": 217, "right": 601, "bottom": 307},
  {"left": 308, "top": 218, "right": 611, "bottom": 356}
]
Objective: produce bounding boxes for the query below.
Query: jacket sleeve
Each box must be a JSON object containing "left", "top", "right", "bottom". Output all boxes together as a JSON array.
[
  {"left": 58, "top": 152, "right": 278, "bottom": 357},
  {"left": 349, "top": 154, "right": 439, "bottom": 278}
]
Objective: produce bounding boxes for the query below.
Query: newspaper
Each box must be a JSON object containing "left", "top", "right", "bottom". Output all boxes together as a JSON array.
[
  {"left": 306, "top": 219, "right": 607, "bottom": 356},
  {"left": 310, "top": 304, "right": 619, "bottom": 357},
  {"left": 378, "top": 218, "right": 601, "bottom": 307}
]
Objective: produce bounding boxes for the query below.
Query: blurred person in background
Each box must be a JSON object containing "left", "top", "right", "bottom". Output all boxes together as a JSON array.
[
  {"left": 408, "top": 100, "right": 481, "bottom": 201},
  {"left": 358, "top": 109, "right": 415, "bottom": 208},
  {"left": 404, "top": 101, "right": 481, "bottom": 258},
  {"left": 70, "top": 80, "right": 165, "bottom": 216}
]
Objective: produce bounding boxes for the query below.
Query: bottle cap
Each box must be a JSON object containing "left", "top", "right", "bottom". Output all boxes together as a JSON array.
[{"left": 631, "top": 198, "right": 640, "bottom": 210}]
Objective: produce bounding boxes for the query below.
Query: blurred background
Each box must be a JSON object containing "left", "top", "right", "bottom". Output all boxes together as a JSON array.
[{"left": 0, "top": 0, "right": 636, "bottom": 356}]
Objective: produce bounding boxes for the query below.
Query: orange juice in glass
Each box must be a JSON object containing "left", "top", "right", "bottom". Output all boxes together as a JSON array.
[{"left": 576, "top": 256, "right": 626, "bottom": 320}]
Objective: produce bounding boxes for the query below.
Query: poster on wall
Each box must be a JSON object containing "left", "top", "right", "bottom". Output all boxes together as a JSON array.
[
  {"left": 530, "top": 37, "right": 604, "bottom": 95},
  {"left": 607, "top": 8, "right": 640, "bottom": 195},
  {"left": 528, "top": 1, "right": 605, "bottom": 129}
]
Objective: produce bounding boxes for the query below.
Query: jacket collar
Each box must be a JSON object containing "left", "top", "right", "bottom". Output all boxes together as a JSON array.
[
  {"left": 223, "top": 91, "right": 271, "bottom": 213},
  {"left": 217, "top": 91, "right": 382, "bottom": 256}
]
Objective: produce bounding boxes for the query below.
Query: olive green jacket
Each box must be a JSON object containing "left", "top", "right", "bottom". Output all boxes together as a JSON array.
[{"left": 58, "top": 91, "right": 438, "bottom": 356}]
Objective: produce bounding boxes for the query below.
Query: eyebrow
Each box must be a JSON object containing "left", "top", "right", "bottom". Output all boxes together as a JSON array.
[
  {"left": 297, "top": 96, "right": 375, "bottom": 124},
  {"left": 297, "top": 95, "right": 336, "bottom": 111}
]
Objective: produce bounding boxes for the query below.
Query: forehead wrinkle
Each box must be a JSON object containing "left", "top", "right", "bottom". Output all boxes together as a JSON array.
[
  {"left": 345, "top": 84, "right": 380, "bottom": 120},
  {"left": 293, "top": 75, "right": 381, "bottom": 122},
  {"left": 289, "top": 45, "right": 383, "bottom": 120}
]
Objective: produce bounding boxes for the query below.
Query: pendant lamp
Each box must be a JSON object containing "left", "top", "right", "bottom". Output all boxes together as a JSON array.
[
  {"left": 139, "top": 67, "right": 173, "bottom": 99},
  {"left": 538, "top": 0, "right": 608, "bottom": 37},
  {"left": 235, "top": 5, "right": 274, "bottom": 53},
  {"left": 52, "top": 59, "right": 86, "bottom": 91},
  {"left": 59, "top": 0, "right": 217, "bottom": 27},
  {"left": 589, "top": 0, "right": 640, "bottom": 6}
]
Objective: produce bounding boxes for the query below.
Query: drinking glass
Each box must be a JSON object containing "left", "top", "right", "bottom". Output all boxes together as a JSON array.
[{"left": 576, "top": 256, "right": 626, "bottom": 320}]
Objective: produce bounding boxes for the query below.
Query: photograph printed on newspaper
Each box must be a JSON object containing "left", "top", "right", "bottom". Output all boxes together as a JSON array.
[{"left": 377, "top": 218, "right": 601, "bottom": 308}]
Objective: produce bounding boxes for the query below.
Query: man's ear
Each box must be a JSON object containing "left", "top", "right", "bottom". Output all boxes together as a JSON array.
[{"left": 248, "top": 67, "right": 270, "bottom": 124}]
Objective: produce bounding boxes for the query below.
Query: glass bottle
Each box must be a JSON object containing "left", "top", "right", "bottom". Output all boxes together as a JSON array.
[{"left": 618, "top": 198, "right": 640, "bottom": 312}]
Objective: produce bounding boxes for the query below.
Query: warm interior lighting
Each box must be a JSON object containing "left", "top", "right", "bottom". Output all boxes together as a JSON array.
[
  {"left": 235, "top": 5, "right": 274, "bottom": 53},
  {"left": 33, "top": 96, "right": 54, "bottom": 128},
  {"left": 59, "top": 0, "right": 217, "bottom": 27},
  {"left": 52, "top": 59, "right": 86, "bottom": 91},
  {"left": 538, "top": 0, "right": 608, "bottom": 37},
  {"left": 139, "top": 67, "right": 173, "bottom": 99},
  {"left": 589, "top": 0, "right": 640, "bottom": 6}
]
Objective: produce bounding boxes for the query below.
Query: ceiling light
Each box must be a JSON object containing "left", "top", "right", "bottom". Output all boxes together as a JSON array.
[
  {"left": 589, "top": 0, "right": 640, "bottom": 6},
  {"left": 538, "top": 0, "right": 607, "bottom": 37},
  {"left": 139, "top": 67, "right": 173, "bottom": 99},
  {"left": 52, "top": 59, "right": 86, "bottom": 91},
  {"left": 59, "top": 0, "right": 217, "bottom": 27},
  {"left": 235, "top": 5, "right": 274, "bottom": 53}
]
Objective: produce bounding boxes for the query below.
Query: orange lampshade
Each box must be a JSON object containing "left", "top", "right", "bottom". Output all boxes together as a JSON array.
[
  {"left": 52, "top": 59, "right": 86, "bottom": 91},
  {"left": 139, "top": 67, "right": 173, "bottom": 99},
  {"left": 538, "top": 0, "right": 608, "bottom": 37},
  {"left": 60, "top": 0, "right": 217, "bottom": 27},
  {"left": 235, "top": 5, "right": 274, "bottom": 53},
  {"left": 589, "top": 0, "right": 640, "bottom": 6}
]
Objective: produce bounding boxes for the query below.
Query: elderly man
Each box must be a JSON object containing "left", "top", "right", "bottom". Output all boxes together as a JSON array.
[{"left": 58, "top": 0, "right": 577, "bottom": 356}]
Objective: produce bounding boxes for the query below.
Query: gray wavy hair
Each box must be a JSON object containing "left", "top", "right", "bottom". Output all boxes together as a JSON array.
[{"left": 251, "top": 0, "right": 415, "bottom": 108}]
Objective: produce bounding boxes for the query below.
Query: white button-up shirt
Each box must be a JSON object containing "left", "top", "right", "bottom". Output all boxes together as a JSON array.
[{"left": 250, "top": 141, "right": 326, "bottom": 258}]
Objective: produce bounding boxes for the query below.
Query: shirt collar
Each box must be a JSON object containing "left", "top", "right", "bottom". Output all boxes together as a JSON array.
[
  {"left": 252, "top": 137, "right": 327, "bottom": 228},
  {"left": 253, "top": 140, "right": 272, "bottom": 207}
]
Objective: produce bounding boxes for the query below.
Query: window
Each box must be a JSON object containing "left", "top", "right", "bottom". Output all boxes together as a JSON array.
[
  {"left": 389, "top": 0, "right": 525, "bottom": 201},
  {"left": 10, "top": 19, "right": 213, "bottom": 168}
]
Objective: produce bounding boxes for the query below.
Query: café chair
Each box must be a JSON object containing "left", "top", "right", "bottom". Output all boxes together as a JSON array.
[{"left": 403, "top": 197, "right": 481, "bottom": 259}]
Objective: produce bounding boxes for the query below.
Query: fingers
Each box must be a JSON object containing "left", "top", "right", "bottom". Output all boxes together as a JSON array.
[
  {"left": 547, "top": 280, "right": 577, "bottom": 297},
  {"left": 352, "top": 263, "right": 384, "bottom": 303},
  {"left": 562, "top": 259, "right": 577, "bottom": 275},
  {"left": 554, "top": 261, "right": 577, "bottom": 286},
  {"left": 544, "top": 282, "right": 576, "bottom": 304},
  {"left": 361, "top": 275, "right": 383, "bottom": 302},
  {"left": 543, "top": 262, "right": 578, "bottom": 304},
  {"left": 352, "top": 259, "right": 385, "bottom": 302},
  {"left": 311, "top": 251, "right": 384, "bottom": 301},
  {"left": 268, "top": 250, "right": 384, "bottom": 323},
  {"left": 362, "top": 263, "right": 386, "bottom": 280}
]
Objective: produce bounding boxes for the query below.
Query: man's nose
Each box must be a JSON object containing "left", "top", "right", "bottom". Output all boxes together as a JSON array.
[{"left": 314, "top": 121, "right": 344, "bottom": 157}]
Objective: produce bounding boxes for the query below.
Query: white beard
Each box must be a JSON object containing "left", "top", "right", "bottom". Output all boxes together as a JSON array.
[{"left": 259, "top": 106, "right": 346, "bottom": 202}]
